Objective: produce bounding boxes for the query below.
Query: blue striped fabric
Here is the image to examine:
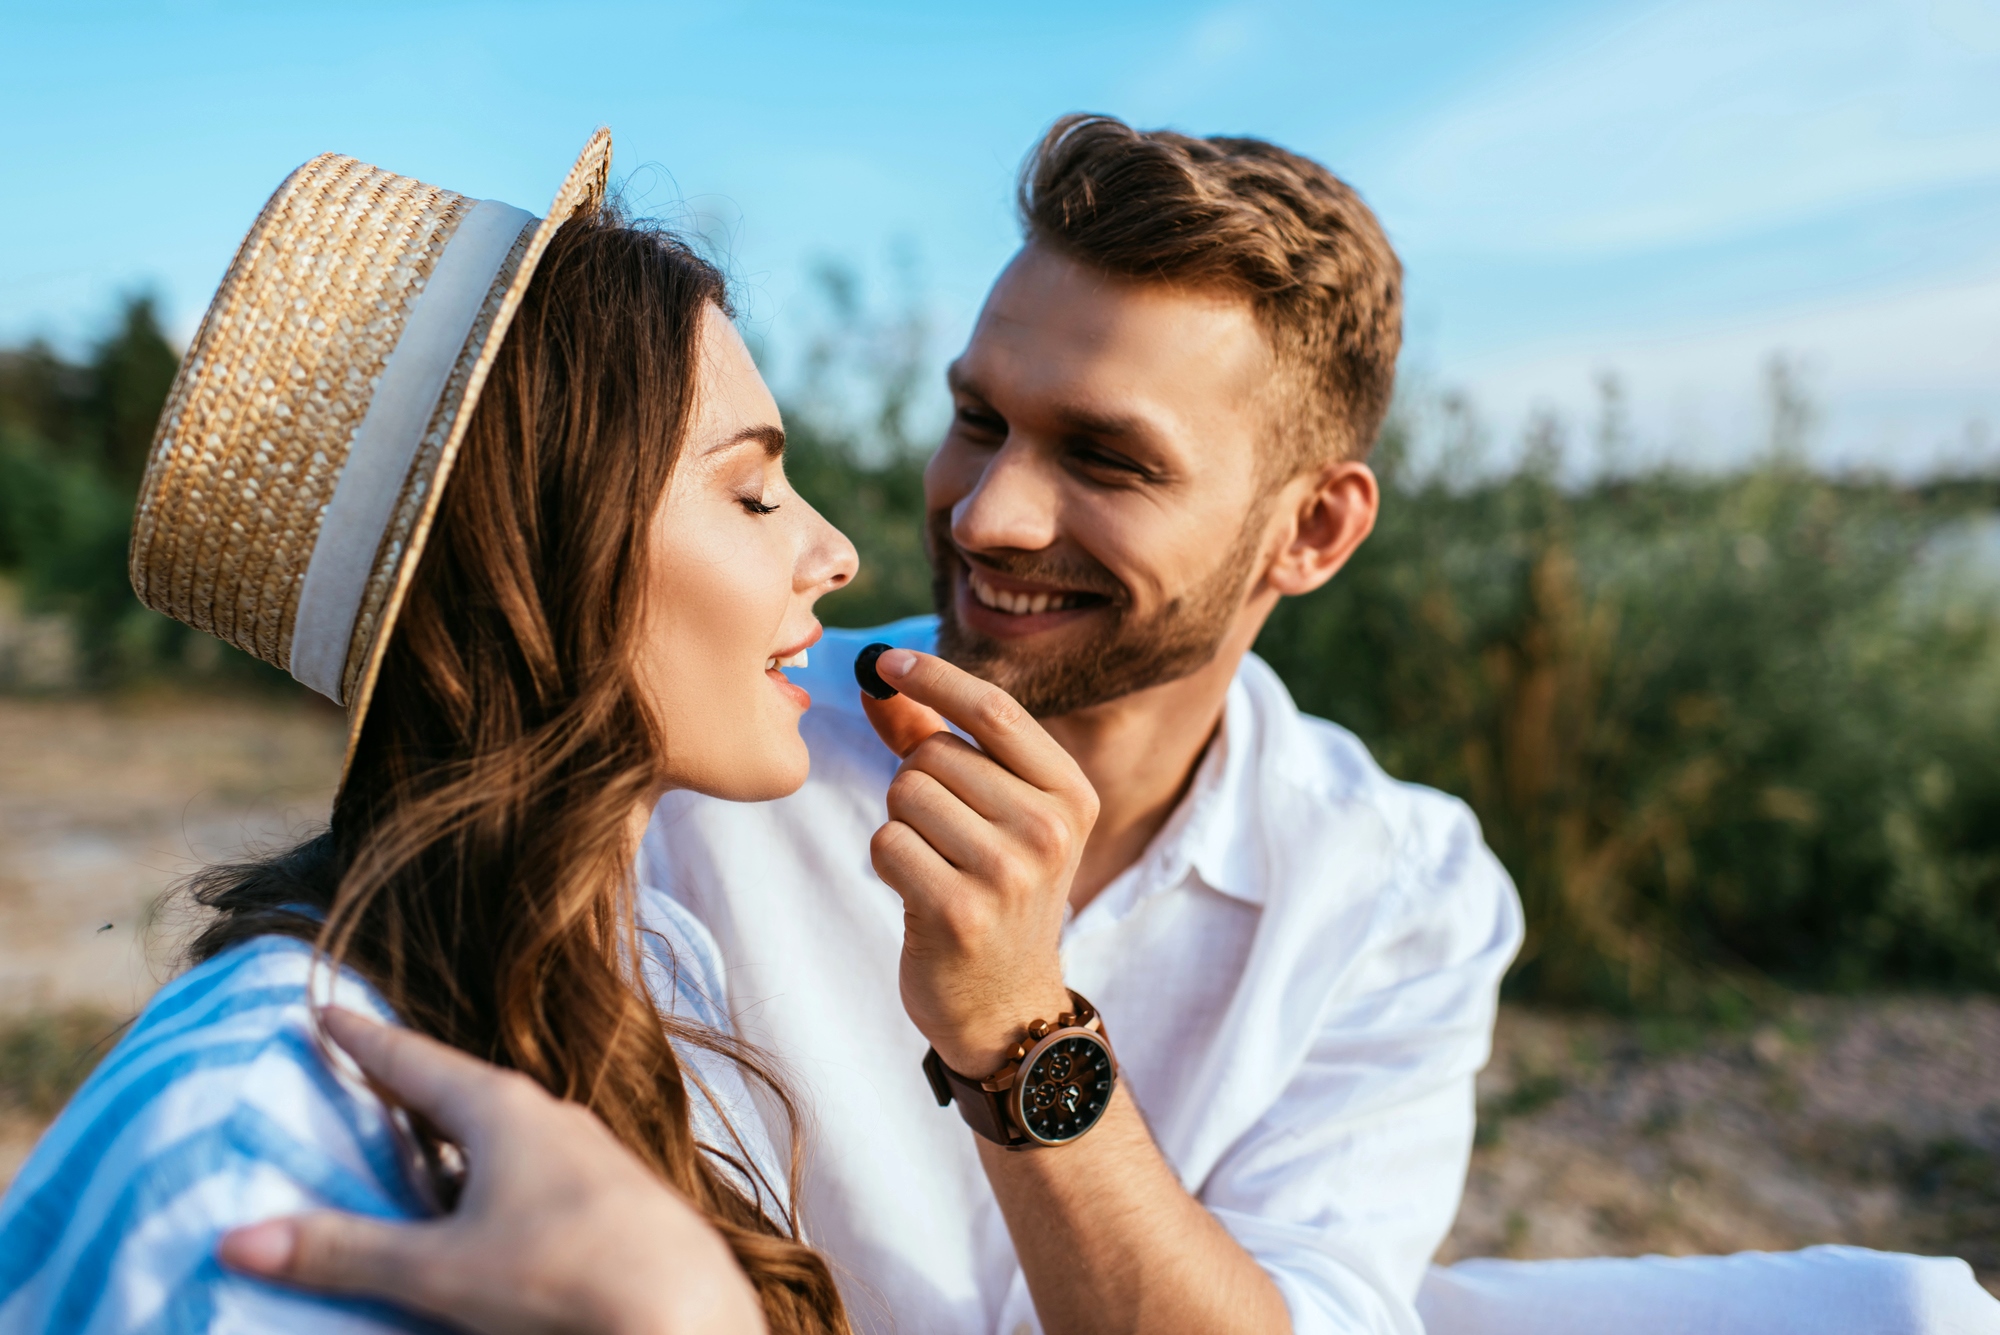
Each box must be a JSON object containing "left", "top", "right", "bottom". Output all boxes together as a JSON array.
[
  {"left": 0, "top": 938, "right": 438, "bottom": 1333},
  {"left": 0, "top": 899, "right": 774, "bottom": 1335}
]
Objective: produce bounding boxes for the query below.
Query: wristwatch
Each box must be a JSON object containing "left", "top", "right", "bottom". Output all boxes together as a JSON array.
[{"left": 922, "top": 990, "right": 1118, "bottom": 1150}]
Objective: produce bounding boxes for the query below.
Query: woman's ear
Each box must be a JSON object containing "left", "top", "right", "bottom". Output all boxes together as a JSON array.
[{"left": 1264, "top": 460, "right": 1379, "bottom": 598}]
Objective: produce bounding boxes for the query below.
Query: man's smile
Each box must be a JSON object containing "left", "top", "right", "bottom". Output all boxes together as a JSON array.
[
  {"left": 954, "top": 561, "right": 1114, "bottom": 640},
  {"left": 965, "top": 567, "right": 1102, "bottom": 616}
]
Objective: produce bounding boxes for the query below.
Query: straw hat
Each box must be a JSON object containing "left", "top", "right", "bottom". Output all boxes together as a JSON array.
[{"left": 130, "top": 129, "right": 612, "bottom": 763}]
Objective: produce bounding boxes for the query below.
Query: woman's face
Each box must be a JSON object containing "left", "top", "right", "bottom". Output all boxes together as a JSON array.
[{"left": 636, "top": 304, "right": 858, "bottom": 801}]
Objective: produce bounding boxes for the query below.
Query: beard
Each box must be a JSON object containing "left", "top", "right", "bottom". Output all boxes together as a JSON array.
[{"left": 929, "top": 507, "right": 1266, "bottom": 718}]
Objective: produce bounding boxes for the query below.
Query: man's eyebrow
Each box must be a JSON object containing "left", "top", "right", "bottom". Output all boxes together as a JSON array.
[
  {"left": 704, "top": 424, "right": 786, "bottom": 458},
  {"left": 1052, "top": 405, "right": 1151, "bottom": 441}
]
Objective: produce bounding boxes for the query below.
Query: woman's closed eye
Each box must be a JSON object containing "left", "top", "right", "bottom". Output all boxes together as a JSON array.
[{"left": 739, "top": 495, "right": 781, "bottom": 516}]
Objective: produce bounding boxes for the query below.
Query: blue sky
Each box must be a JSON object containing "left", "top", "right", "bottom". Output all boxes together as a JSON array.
[{"left": 3, "top": 0, "right": 1996, "bottom": 473}]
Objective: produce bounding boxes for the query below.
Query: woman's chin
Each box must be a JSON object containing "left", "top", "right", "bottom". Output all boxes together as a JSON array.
[{"left": 668, "top": 734, "right": 810, "bottom": 805}]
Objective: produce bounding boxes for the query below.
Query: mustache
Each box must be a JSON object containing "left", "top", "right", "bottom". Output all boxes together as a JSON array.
[{"left": 924, "top": 508, "right": 1128, "bottom": 603}]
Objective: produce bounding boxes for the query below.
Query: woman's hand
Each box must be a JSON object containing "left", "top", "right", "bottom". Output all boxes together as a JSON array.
[
  {"left": 860, "top": 649, "right": 1099, "bottom": 1077},
  {"left": 217, "top": 1009, "right": 767, "bottom": 1335}
]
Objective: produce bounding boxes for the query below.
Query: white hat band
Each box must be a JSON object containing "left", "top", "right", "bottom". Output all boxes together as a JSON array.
[{"left": 288, "top": 198, "right": 537, "bottom": 702}]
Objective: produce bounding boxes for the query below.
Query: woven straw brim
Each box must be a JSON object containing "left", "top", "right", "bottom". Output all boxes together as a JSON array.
[{"left": 130, "top": 130, "right": 612, "bottom": 779}]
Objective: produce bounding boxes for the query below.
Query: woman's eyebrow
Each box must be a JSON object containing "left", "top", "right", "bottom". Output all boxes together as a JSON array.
[{"left": 704, "top": 424, "right": 786, "bottom": 458}]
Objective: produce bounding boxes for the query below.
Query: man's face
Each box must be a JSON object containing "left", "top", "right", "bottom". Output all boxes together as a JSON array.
[{"left": 927, "top": 242, "right": 1279, "bottom": 717}]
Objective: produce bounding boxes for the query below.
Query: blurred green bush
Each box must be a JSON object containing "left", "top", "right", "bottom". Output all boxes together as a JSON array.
[
  {"left": 6, "top": 296, "right": 1997, "bottom": 1012},
  {"left": 1257, "top": 409, "right": 2000, "bottom": 1012},
  {"left": 0, "top": 297, "right": 282, "bottom": 685}
]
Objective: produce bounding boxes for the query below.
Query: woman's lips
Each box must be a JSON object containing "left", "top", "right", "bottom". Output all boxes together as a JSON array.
[
  {"left": 766, "top": 668, "right": 810, "bottom": 710},
  {"left": 763, "top": 623, "right": 821, "bottom": 709}
]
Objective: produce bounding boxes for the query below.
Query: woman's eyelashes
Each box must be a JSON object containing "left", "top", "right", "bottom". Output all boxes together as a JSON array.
[{"left": 739, "top": 495, "right": 780, "bottom": 516}]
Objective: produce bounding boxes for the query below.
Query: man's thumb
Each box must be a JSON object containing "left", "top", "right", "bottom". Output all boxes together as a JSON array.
[{"left": 219, "top": 1213, "right": 436, "bottom": 1304}]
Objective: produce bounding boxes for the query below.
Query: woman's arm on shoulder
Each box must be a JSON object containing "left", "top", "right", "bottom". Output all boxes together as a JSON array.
[{"left": 219, "top": 1010, "right": 768, "bottom": 1335}]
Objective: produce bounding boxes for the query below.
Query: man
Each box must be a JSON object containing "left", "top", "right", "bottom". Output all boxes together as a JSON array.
[{"left": 642, "top": 114, "right": 1518, "bottom": 1335}]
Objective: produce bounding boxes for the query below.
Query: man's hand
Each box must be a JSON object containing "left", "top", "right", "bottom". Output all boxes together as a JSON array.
[
  {"left": 217, "top": 1009, "right": 767, "bottom": 1335},
  {"left": 861, "top": 648, "right": 1099, "bottom": 1076}
]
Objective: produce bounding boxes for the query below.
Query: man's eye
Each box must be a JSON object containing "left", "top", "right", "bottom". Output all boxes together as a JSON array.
[
  {"left": 739, "top": 497, "right": 780, "bottom": 516},
  {"left": 956, "top": 407, "right": 1005, "bottom": 436},
  {"left": 1072, "top": 445, "right": 1145, "bottom": 476}
]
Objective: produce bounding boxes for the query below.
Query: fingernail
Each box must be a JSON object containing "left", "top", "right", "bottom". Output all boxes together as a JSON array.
[
  {"left": 218, "top": 1219, "right": 296, "bottom": 1274},
  {"left": 877, "top": 649, "right": 917, "bottom": 679}
]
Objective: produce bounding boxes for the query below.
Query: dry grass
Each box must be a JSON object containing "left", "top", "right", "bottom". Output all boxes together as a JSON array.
[
  {"left": 0, "top": 1005, "right": 125, "bottom": 1185},
  {"left": 0, "top": 688, "right": 341, "bottom": 1014},
  {"left": 0, "top": 688, "right": 341, "bottom": 1185}
]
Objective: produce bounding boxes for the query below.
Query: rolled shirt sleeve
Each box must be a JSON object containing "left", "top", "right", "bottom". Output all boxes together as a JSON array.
[{"left": 1178, "top": 768, "right": 1522, "bottom": 1333}]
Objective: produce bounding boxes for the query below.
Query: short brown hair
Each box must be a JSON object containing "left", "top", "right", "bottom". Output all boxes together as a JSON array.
[{"left": 1019, "top": 114, "right": 1402, "bottom": 468}]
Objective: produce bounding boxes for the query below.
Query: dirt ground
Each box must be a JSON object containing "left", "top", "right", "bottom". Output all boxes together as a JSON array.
[
  {"left": 0, "top": 690, "right": 343, "bottom": 1013},
  {"left": 1442, "top": 1001, "right": 2000, "bottom": 1294},
  {"left": 2, "top": 692, "right": 1995, "bottom": 1292},
  {"left": 0, "top": 690, "right": 343, "bottom": 1184}
]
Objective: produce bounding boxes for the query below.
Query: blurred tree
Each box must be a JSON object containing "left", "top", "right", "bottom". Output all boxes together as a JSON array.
[
  {"left": 83, "top": 295, "right": 181, "bottom": 485},
  {"left": 0, "top": 295, "right": 275, "bottom": 684},
  {"left": 777, "top": 255, "right": 939, "bottom": 629},
  {"left": 1258, "top": 398, "right": 2000, "bottom": 1011}
]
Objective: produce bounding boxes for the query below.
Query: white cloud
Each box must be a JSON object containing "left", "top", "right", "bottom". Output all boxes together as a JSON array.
[{"left": 1379, "top": 0, "right": 2000, "bottom": 257}]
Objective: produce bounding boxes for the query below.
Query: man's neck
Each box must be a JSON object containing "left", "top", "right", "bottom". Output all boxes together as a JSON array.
[{"left": 1042, "top": 604, "right": 1271, "bottom": 912}]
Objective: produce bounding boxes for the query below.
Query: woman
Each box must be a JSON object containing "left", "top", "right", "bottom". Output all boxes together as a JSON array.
[{"left": 0, "top": 133, "right": 863, "bottom": 1334}]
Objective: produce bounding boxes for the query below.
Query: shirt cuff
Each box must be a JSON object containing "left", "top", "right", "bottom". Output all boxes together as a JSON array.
[{"left": 1209, "top": 1206, "right": 1428, "bottom": 1335}]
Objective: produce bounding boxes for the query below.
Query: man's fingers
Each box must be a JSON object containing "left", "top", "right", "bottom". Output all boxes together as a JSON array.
[
  {"left": 898, "top": 732, "right": 1040, "bottom": 825},
  {"left": 870, "top": 818, "right": 962, "bottom": 906},
  {"left": 321, "top": 1009, "right": 508, "bottom": 1148},
  {"left": 219, "top": 1213, "right": 439, "bottom": 1308},
  {"left": 886, "top": 767, "right": 1005, "bottom": 875},
  {"left": 871, "top": 651, "right": 1078, "bottom": 792},
  {"left": 860, "top": 690, "right": 947, "bottom": 758}
]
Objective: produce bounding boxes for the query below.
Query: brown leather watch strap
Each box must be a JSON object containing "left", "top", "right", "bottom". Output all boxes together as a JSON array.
[
  {"left": 922, "top": 1048, "right": 1021, "bottom": 1146},
  {"left": 922, "top": 990, "right": 1115, "bottom": 1150}
]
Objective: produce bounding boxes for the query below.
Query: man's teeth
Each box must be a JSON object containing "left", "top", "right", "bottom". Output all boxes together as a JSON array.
[
  {"left": 968, "top": 572, "right": 1083, "bottom": 615},
  {"left": 765, "top": 650, "right": 809, "bottom": 671}
]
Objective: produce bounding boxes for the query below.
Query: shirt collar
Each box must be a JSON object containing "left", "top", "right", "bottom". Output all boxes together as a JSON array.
[
  {"left": 1071, "top": 670, "right": 1266, "bottom": 933},
  {"left": 1179, "top": 672, "right": 1263, "bottom": 905}
]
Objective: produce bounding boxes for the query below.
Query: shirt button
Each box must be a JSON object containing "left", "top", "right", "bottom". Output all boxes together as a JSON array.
[{"left": 1012, "top": 1325, "right": 1035, "bottom": 1335}]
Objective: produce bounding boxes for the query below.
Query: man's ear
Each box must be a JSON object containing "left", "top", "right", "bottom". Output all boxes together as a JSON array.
[{"left": 1264, "top": 460, "right": 1378, "bottom": 598}]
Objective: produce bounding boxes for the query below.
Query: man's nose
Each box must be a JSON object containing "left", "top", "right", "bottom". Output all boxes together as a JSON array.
[{"left": 951, "top": 440, "right": 1062, "bottom": 555}]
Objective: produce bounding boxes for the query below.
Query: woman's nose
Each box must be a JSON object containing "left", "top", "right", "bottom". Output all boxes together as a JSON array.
[{"left": 798, "top": 502, "right": 859, "bottom": 595}]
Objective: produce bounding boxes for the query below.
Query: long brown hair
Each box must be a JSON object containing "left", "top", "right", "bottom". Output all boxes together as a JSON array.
[{"left": 188, "top": 204, "right": 850, "bottom": 1334}]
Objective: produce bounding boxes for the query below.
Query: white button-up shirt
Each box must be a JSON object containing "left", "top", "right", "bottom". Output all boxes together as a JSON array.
[{"left": 640, "top": 617, "right": 1523, "bottom": 1335}]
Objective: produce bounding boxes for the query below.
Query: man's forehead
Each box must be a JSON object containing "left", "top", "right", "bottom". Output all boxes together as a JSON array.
[{"left": 958, "top": 244, "right": 1271, "bottom": 426}]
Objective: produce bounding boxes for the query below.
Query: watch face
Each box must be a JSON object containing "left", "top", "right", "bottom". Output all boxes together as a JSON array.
[{"left": 1014, "top": 1031, "right": 1116, "bottom": 1145}]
